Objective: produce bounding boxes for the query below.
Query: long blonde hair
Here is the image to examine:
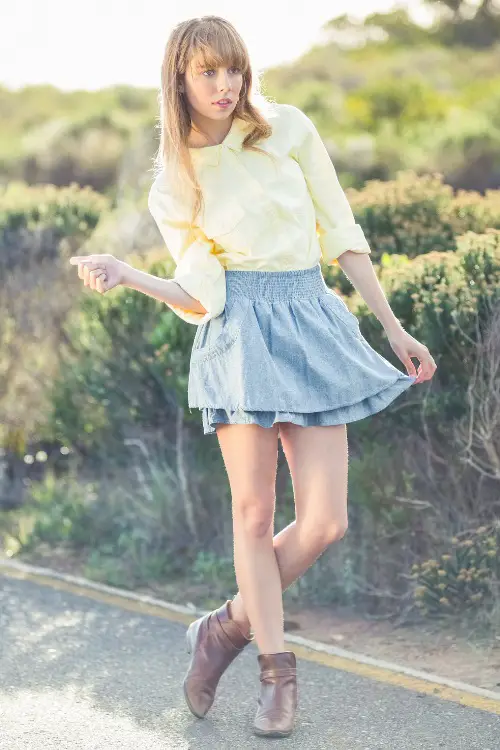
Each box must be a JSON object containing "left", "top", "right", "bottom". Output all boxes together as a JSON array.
[{"left": 152, "top": 15, "right": 276, "bottom": 227}]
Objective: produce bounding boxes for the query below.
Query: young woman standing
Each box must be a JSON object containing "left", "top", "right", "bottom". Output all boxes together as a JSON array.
[{"left": 70, "top": 15, "right": 436, "bottom": 740}]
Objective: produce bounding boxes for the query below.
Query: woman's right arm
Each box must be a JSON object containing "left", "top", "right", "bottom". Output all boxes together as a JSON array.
[
  {"left": 145, "top": 173, "right": 226, "bottom": 325},
  {"left": 121, "top": 264, "right": 208, "bottom": 315},
  {"left": 70, "top": 175, "right": 225, "bottom": 325}
]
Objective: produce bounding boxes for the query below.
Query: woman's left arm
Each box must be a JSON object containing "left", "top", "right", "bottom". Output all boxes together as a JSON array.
[
  {"left": 337, "top": 251, "right": 437, "bottom": 384},
  {"left": 288, "top": 103, "right": 436, "bottom": 384}
]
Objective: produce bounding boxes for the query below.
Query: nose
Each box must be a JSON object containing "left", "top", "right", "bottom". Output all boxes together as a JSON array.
[{"left": 217, "top": 71, "right": 231, "bottom": 93}]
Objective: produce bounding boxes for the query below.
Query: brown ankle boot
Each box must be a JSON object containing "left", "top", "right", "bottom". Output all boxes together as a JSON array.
[
  {"left": 183, "top": 600, "right": 254, "bottom": 718},
  {"left": 253, "top": 651, "right": 298, "bottom": 738}
]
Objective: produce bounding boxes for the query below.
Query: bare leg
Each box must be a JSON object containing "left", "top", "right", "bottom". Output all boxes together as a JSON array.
[
  {"left": 216, "top": 422, "right": 284, "bottom": 655},
  {"left": 229, "top": 423, "right": 349, "bottom": 634}
]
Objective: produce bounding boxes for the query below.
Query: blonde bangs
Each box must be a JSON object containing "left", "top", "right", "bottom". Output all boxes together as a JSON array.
[{"left": 185, "top": 22, "right": 249, "bottom": 74}]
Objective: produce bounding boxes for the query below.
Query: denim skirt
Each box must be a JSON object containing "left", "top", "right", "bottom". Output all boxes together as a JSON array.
[{"left": 187, "top": 263, "right": 416, "bottom": 435}]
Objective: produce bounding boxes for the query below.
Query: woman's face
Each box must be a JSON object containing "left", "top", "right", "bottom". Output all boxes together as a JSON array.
[{"left": 182, "top": 53, "right": 244, "bottom": 121}]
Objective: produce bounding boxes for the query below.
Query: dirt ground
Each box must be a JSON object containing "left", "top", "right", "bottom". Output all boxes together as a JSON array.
[
  {"left": 14, "top": 546, "right": 500, "bottom": 694},
  {"left": 282, "top": 602, "right": 500, "bottom": 693}
]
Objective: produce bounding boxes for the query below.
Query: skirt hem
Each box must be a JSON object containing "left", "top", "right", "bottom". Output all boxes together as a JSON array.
[{"left": 200, "top": 371, "right": 416, "bottom": 435}]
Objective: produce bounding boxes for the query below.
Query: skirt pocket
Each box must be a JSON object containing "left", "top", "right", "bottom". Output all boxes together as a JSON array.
[
  {"left": 323, "top": 290, "right": 361, "bottom": 337},
  {"left": 190, "top": 297, "right": 250, "bottom": 364}
]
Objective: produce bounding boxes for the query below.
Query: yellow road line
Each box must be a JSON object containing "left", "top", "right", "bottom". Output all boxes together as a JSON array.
[
  {"left": 289, "top": 642, "right": 500, "bottom": 715},
  {"left": 1, "top": 562, "right": 499, "bottom": 716}
]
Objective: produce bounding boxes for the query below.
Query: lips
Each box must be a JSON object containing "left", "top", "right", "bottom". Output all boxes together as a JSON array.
[{"left": 214, "top": 99, "right": 232, "bottom": 104}]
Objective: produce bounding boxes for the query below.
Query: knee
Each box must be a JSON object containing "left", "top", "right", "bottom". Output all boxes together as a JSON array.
[
  {"left": 300, "top": 518, "right": 348, "bottom": 550},
  {"left": 233, "top": 494, "right": 275, "bottom": 539},
  {"left": 324, "top": 520, "right": 348, "bottom": 545}
]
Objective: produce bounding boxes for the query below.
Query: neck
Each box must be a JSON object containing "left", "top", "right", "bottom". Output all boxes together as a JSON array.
[{"left": 187, "top": 112, "right": 234, "bottom": 148}]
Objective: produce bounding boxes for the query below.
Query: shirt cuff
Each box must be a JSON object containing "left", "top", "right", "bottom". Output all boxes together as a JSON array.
[
  {"left": 319, "top": 223, "right": 371, "bottom": 264},
  {"left": 168, "top": 271, "right": 226, "bottom": 326}
]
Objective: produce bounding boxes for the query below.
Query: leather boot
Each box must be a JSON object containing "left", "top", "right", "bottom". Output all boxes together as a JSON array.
[
  {"left": 183, "top": 599, "right": 254, "bottom": 718},
  {"left": 253, "top": 651, "right": 298, "bottom": 738}
]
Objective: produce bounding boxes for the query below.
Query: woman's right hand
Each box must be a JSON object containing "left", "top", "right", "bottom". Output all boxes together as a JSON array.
[{"left": 69, "top": 254, "right": 128, "bottom": 294}]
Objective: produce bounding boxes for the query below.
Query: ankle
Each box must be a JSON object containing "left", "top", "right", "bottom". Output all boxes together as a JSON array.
[{"left": 228, "top": 599, "right": 252, "bottom": 638}]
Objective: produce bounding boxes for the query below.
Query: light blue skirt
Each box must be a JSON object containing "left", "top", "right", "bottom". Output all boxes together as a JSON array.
[{"left": 187, "top": 263, "right": 416, "bottom": 435}]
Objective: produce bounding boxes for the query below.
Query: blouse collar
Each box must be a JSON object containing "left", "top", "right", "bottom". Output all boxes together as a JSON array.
[{"left": 189, "top": 116, "right": 248, "bottom": 168}]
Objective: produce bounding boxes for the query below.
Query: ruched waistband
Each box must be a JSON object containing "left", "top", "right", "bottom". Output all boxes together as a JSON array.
[{"left": 225, "top": 263, "right": 327, "bottom": 302}]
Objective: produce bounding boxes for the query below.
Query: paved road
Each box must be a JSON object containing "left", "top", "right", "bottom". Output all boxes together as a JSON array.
[{"left": 0, "top": 573, "right": 499, "bottom": 749}]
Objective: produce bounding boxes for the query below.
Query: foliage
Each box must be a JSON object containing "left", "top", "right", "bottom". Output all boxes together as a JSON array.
[
  {"left": 411, "top": 521, "right": 500, "bottom": 617},
  {"left": 47, "top": 252, "right": 197, "bottom": 463},
  {"left": 349, "top": 229, "right": 500, "bottom": 430},
  {"left": 0, "top": 181, "right": 110, "bottom": 446},
  {"left": 9, "top": 430, "right": 232, "bottom": 590},
  {"left": 0, "top": 83, "right": 156, "bottom": 195},
  {"left": 0, "top": 180, "right": 109, "bottom": 267},
  {"left": 322, "top": 170, "right": 500, "bottom": 295},
  {"left": 345, "top": 77, "right": 449, "bottom": 134},
  {"left": 19, "top": 469, "right": 98, "bottom": 549}
]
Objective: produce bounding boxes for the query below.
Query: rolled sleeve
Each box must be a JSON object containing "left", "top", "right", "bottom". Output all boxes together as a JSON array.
[
  {"left": 288, "top": 104, "right": 371, "bottom": 263},
  {"left": 148, "top": 175, "right": 226, "bottom": 325},
  {"left": 316, "top": 223, "right": 371, "bottom": 264}
]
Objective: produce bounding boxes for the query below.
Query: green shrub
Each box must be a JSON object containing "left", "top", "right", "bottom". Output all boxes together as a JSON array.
[
  {"left": 346, "top": 77, "right": 448, "bottom": 134},
  {"left": 191, "top": 551, "right": 236, "bottom": 596},
  {"left": 17, "top": 453, "right": 211, "bottom": 588},
  {"left": 0, "top": 180, "right": 109, "bottom": 269},
  {"left": 348, "top": 170, "right": 500, "bottom": 259},
  {"left": 411, "top": 521, "right": 500, "bottom": 618},
  {"left": 351, "top": 230, "right": 500, "bottom": 403},
  {"left": 47, "top": 251, "right": 197, "bottom": 462},
  {"left": 21, "top": 469, "right": 97, "bottom": 549},
  {"left": 0, "top": 181, "right": 111, "bottom": 447},
  {"left": 321, "top": 170, "right": 500, "bottom": 295}
]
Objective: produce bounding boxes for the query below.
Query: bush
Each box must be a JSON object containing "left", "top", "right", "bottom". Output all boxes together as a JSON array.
[
  {"left": 0, "top": 181, "right": 110, "bottom": 447},
  {"left": 348, "top": 230, "right": 500, "bottom": 420},
  {"left": 348, "top": 170, "right": 500, "bottom": 259},
  {"left": 321, "top": 170, "right": 500, "bottom": 295},
  {"left": 47, "top": 251, "right": 197, "bottom": 463},
  {"left": 0, "top": 180, "right": 109, "bottom": 269},
  {"left": 21, "top": 469, "right": 98, "bottom": 549},
  {"left": 411, "top": 521, "right": 500, "bottom": 618}
]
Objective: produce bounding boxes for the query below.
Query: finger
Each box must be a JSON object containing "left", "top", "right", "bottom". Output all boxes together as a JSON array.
[
  {"left": 78, "top": 262, "right": 93, "bottom": 281},
  {"left": 78, "top": 261, "right": 105, "bottom": 273},
  {"left": 95, "top": 272, "right": 108, "bottom": 294},
  {"left": 404, "top": 356, "right": 417, "bottom": 378},
  {"left": 70, "top": 256, "right": 102, "bottom": 265},
  {"left": 83, "top": 263, "right": 102, "bottom": 285},
  {"left": 421, "top": 354, "right": 436, "bottom": 381},
  {"left": 76, "top": 261, "right": 102, "bottom": 282},
  {"left": 83, "top": 264, "right": 102, "bottom": 286},
  {"left": 89, "top": 268, "right": 106, "bottom": 291}
]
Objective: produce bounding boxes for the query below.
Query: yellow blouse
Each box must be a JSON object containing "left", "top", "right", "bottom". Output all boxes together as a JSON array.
[{"left": 147, "top": 102, "right": 371, "bottom": 325}]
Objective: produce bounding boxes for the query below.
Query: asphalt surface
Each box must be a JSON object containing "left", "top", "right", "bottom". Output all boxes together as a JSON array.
[{"left": 0, "top": 573, "right": 499, "bottom": 749}]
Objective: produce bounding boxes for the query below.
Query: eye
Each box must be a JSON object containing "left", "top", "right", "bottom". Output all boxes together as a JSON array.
[{"left": 202, "top": 67, "right": 241, "bottom": 76}]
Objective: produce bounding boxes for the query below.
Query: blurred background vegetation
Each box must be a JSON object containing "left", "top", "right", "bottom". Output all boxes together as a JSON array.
[{"left": 1, "top": 4, "right": 500, "bottom": 638}]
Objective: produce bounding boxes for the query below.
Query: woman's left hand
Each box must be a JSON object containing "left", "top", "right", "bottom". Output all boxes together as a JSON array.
[{"left": 386, "top": 326, "right": 437, "bottom": 384}]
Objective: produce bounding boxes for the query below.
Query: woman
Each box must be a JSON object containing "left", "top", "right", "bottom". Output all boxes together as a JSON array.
[{"left": 70, "top": 15, "right": 436, "bottom": 740}]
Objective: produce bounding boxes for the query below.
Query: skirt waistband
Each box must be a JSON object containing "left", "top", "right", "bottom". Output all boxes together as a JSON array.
[{"left": 225, "top": 263, "right": 327, "bottom": 302}]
